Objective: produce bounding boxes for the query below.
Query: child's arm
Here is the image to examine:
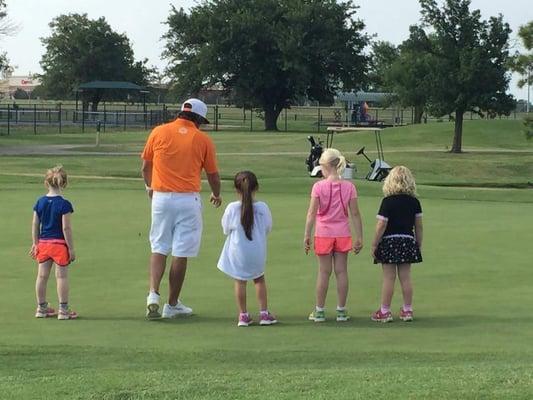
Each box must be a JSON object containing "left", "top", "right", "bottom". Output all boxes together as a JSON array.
[
  {"left": 348, "top": 198, "right": 363, "bottom": 254},
  {"left": 371, "top": 219, "right": 388, "bottom": 259},
  {"left": 415, "top": 216, "right": 423, "bottom": 250},
  {"left": 62, "top": 213, "right": 76, "bottom": 262},
  {"left": 304, "top": 197, "right": 319, "bottom": 254},
  {"left": 30, "top": 212, "right": 40, "bottom": 258}
]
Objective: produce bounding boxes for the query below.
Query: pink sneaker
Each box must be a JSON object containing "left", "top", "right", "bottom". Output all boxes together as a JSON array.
[
  {"left": 35, "top": 305, "right": 57, "bottom": 318},
  {"left": 237, "top": 313, "right": 253, "bottom": 327},
  {"left": 399, "top": 308, "right": 413, "bottom": 322},
  {"left": 58, "top": 308, "right": 78, "bottom": 320},
  {"left": 371, "top": 309, "right": 393, "bottom": 323},
  {"left": 259, "top": 311, "right": 278, "bottom": 326}
]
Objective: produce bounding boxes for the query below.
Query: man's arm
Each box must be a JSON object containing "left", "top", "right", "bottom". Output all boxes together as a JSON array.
[
  {"left": 207, "top": 172, "right": 222, "bottom": 208},
  {"left": 141, "top": 160, "right": 153, "bottom": 198}
]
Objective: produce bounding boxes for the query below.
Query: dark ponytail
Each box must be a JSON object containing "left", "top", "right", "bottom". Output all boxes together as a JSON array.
[{"left": 234, "top": 171, "right": 259, "bottom": 241}]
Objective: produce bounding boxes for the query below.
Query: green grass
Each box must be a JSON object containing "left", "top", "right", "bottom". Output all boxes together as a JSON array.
[{"left": 1, "top": 120, "right": 532, "bottom": 399}]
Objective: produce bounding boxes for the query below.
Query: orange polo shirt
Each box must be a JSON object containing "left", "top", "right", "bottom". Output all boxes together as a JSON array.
[{"left": 141, "top": 119, "right": 218, "bottom": 193}]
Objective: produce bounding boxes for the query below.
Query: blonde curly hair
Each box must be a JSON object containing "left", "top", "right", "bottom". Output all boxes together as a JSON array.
[
  {"left": 44, "top": 165, "right": 68, "bottom": 189},
  {"left": 382, "top": 166, "right": 416, "bottom": 197}
]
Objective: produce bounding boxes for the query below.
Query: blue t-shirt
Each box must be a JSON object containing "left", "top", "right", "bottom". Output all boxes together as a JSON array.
[{"left": 33, "top": 195, "right": 74, "bottom": 240}]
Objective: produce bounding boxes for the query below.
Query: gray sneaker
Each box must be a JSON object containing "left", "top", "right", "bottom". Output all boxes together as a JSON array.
[
  {"left": 161, "top": 300, "right": 193, "bottom": 318},
  {"left": 146, "top": 292, "right": 161, "bottom": 320}
]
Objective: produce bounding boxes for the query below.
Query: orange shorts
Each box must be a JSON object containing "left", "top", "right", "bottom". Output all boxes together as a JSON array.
[
  {"left": 314, "top": 237, "right": 352, "bottom": 255},
  {"left": 36, "top": 239, "right": 70, "bottom": 267}
]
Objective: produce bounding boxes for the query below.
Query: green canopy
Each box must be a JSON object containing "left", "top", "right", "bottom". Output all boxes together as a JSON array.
[{"left": 77, "top": 81, "right": 144, "bottom": 91}]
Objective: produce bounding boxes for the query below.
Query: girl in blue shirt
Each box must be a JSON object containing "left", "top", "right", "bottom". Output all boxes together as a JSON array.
[{"left": 30, "top": 166, "right": 77, "bottom": 320}]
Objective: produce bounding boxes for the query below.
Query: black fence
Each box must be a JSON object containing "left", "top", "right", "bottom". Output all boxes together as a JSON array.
[{"left": 0, "top": 102, "right": 529, "bottom": 135}]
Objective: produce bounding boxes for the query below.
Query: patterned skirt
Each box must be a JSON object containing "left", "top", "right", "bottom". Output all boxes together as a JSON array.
[{"left": 374, "top": 235, "right": 422, "bottom": 265}]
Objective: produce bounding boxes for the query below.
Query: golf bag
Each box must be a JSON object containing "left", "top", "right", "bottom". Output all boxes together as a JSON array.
[
  {"left": 306, "top": 135, "right": 323, "bottom": 177},
  {"left": 356, "top": 146, "right": 391, "bottom": 181}
]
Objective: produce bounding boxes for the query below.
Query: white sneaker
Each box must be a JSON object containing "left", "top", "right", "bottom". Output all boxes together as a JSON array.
[
  {"left": 146, "top": 291, "right": 161, "bottom": 319},
  {"left": 161, "top": 300, "right": 193, "bottom": 318}
]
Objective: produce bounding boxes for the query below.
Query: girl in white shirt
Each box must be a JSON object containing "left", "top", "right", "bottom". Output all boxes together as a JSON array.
[{"left": 217, "top": 171, "right": 277, "bottom": 327}]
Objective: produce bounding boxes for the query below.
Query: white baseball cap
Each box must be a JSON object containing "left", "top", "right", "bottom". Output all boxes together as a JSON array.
[{"left": 181, "top": 98, "right": 210, "bottom": 124}]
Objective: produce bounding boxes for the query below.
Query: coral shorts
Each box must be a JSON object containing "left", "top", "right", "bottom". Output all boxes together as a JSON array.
[
  {"left": 314, "top": 236, "right": 352, "bottom": 255},
  {"left": 36, "top": 239, "right": 70, "bottom": 267}
]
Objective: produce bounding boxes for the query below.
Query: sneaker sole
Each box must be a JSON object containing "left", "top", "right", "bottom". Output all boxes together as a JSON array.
[
  {"left": 58, "top": 315, "right": 77, "bottom": 320},
  {"left": 237, "top": 322, "right": 252, "bottom": 327},
  {"left": 310, "top": 317, "right": 325, "bottom": 322},
  {"left": 146, "top": 304, "right": 161, "bottom": 319},
  {"left": 371, "top": 317, "right": 393, "bottom": 323},
  {"left": 400, "top": 316, "right": 413, "bottom": 322},
  {"left": 336, "top": 317, "right": 350, "bottom": 322},
  {"left": 259, "top": 320, "right": 278, "bottom": 325}
]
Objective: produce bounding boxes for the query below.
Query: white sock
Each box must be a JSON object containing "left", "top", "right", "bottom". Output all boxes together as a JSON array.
[{"left": 315, "top": 306, "right": 324, "bottom": 312}]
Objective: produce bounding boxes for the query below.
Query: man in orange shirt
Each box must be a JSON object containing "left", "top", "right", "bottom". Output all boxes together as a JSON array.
[{"left": 141, "top": 98, "right": 222, "bottom": 319}]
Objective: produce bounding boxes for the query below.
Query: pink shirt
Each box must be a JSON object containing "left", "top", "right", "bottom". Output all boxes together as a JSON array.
[{"left": 311, "top": 179, "right": 357, "bottom": 237}]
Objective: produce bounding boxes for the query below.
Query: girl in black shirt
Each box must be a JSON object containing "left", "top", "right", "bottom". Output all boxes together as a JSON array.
[{"left": 371, "top": 166, "right": 423, "bottom": 323}]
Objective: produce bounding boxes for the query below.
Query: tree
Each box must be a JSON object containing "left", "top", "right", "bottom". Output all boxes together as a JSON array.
[
  {"left": 510, "top": 21, "right": 532, "bottom": 112},
  {"left": 39, "top": 13, "right": 151, "bottom": 111},
  {"left": 0, "top": 0, "right": 15, "bottom": 76},
  {"left": 367, "top": 41, "right": 399, "bottom": 92},
  {"left": 413, "top": 0, "right": 514, "bottom": 152},
  {"left": 163, "top": 0, "right": 368, "bottom": 131},
  {"left": 386, "top": 27, "right": 434, "bottom": 124}
]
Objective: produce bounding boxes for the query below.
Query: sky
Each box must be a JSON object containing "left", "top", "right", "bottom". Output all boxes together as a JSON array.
[{"left": 1, "top": 0, "right": 531, "bottom": 100}]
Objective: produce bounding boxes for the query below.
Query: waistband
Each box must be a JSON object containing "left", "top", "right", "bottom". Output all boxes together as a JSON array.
[
  {"left": 153, "top": 191, "right": 200, "bottom": 198},
  {"left": 382, "top": 234, "right": 414, "bottom": 239},
  {"left": 38, "top": 239, "right": 67, "bottom": 244}
]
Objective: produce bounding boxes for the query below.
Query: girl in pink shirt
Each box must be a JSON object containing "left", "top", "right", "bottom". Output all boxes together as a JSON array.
[{"left": 304, "top": 148, "right": 363, "bottom": 322}]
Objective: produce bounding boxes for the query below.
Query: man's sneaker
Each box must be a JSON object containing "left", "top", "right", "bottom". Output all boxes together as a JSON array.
[
  {"left": 259, "top": 311, "right": 278, "bottom": 326},
  {"left": 58, "top": 308, "right": 78, "bottom": 320},
  {"left": 161, "top": 300, "right": 193, "bottom": 318},
  {"left": 371, "top": 309, "right": 393, "bottom": 323},
  {"left": 238, "top": 313, "right": 253, "bottom": 327},
  {"left": 399, "top": 308, "right": 413, "bottom": 322},
  {"left": 308, "top": 309, "right": 326, "bottom": 322},
  {"left": 146, "top": 292, "right": 161, "bottom": 319},
  {"left": 336, "top": 309, "right": 350, "bottom": 322},
  {"left": 35, "top": 304, "right": 57, "bottom": 318}
]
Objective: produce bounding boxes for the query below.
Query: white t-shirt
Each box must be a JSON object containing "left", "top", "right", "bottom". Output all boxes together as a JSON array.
[{"left": 217, "top": 201, "right": 272, "bottom": 281}]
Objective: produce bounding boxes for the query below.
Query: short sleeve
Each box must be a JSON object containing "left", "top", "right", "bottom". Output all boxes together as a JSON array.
[
  {"left": 221, "top": 204, "right": 236, "bottom": 235},
  {"left": 414, "top": 198, "right": 422, "bottom": 218},
  {"left": 203, "top": 136, "right": 218, "bottom": 174},
  {"left": 141, "top": 129, "right": 156, "bottom": 161},
  {"left": 33, "top": 199, "right": 40, "bottom": 213},
  {"left": 311, "top": 182, "right": 320, "bottom": 198},
  {"left": 377, "top": 198, "right": 390, "bottom": 221},
  {"left": 260, "top": 203, "right": 273, "bottom": 234},
  {"left": 62, "top": 200, "right": 74, "bottom": 215},
  {"left": 349, "top": 182, "right": 357, "bottom": 199}
]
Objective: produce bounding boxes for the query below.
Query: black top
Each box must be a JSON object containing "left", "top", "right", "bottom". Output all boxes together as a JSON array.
[{"left": 377, "top": 194, "right": 422, "bottom": 236}]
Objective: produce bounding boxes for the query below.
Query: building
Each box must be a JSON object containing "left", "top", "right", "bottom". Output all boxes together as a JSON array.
[{"left": 0, "top": 71, "right": 42, "bottom": 99}]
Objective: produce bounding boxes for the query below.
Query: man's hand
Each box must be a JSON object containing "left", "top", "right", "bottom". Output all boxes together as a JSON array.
[{"left": 210, "top": 193, "right": 222, "bottom": 208}]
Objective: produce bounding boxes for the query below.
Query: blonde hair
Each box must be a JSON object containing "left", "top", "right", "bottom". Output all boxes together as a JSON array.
[
  {"left": 319, "top": 148, "right": 346, "bottom": 178},
  {"left": 44, "top": 165, "right": 68, "bottom": 189},
  {"left": 382, "top": 166, "right": 416, "bottom": 197}
]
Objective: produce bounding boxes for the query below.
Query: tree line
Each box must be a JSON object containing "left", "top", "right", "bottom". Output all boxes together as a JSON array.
[{"left": 0, "top": 0, "right": 531, "bottom": 152}]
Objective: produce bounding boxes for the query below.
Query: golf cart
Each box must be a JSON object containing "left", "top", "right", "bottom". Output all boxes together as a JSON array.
[
  {"left": 356, "top": 128, "right": 392, "bottom": 181},
  {"left": 306, "top": 129, "right": 355, "bottom": 179}
]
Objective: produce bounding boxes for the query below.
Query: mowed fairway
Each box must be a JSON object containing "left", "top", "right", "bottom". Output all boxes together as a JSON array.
[{"left": 1, "top": 120, "right": 532, "bottom": 399}]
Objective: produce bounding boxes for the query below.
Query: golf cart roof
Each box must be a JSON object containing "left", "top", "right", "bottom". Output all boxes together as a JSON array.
[{"left": 326, "top": 127, "right": 383, "bottom": 132}]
